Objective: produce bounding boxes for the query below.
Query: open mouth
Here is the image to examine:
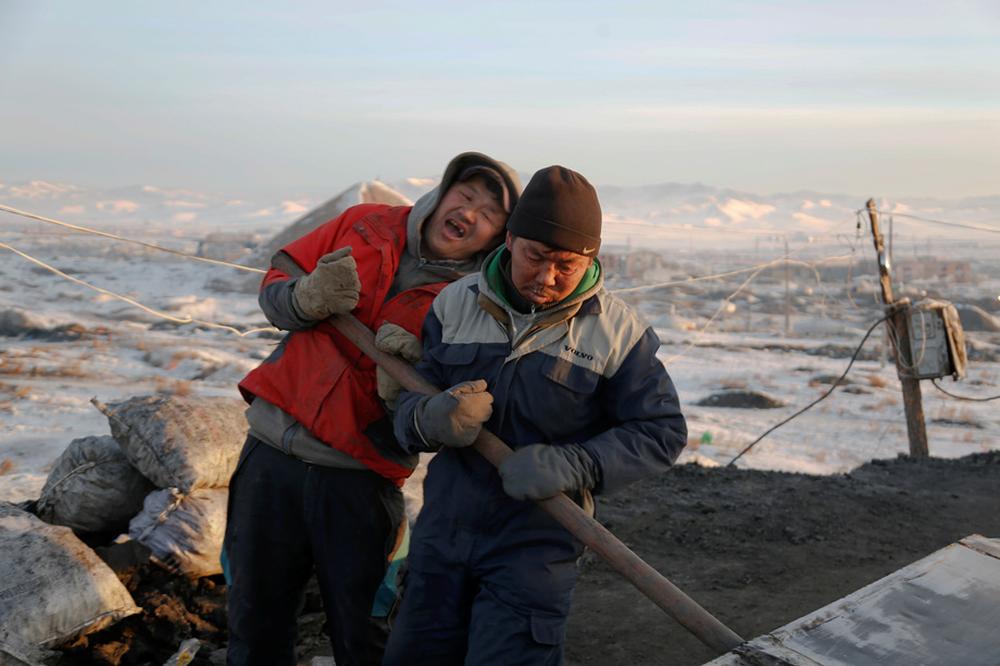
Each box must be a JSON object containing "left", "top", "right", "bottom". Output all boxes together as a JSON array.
[{"left": 444, "top": 219, "right": 467, "bottom": 239}]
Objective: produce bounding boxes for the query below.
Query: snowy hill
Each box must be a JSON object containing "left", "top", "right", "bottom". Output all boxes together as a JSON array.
[
  {"left": 385, "top": 175, "right": 1000, "bottom": 246},
  {"left": 244, "top": 180, "right": 411, "bottom": 269},
  {"left": 4, "top": 176, "right": 999, "bottom": 250}
]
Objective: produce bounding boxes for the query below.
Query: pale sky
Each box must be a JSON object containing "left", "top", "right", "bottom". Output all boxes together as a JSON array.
[{"left": 1, "top": 1, "right": 998, "bottom": 199}]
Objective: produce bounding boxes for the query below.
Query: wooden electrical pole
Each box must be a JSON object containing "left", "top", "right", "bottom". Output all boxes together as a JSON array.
[
  {"left": 783, "top": 236, "right": 791, "bottom": 337},
  {"left": 866, "top": 199, "right": 929, "bottom": 457}
]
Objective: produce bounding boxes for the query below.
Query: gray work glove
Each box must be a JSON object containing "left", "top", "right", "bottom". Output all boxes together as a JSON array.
[
  {"left": 499, "top": 443, "right": 600, "bottom": 501},
  {"left": 374, "top": 322, "right": 423, "bottom": 410},
  {"left": 414, "top": 379, "right": 493, "bottom": 449},
  {"left": 292, "top": 247, "right": 361, "bottom": 320}
]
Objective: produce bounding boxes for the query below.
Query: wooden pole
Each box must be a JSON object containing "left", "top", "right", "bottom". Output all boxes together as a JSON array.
[
  {"left": 329, "top": 312, "right": 745, "bottom": 655},
  {"left": 783, "top": 236, "right": 791, "bottom": 337},
  {"left": 865, "top": 199, "right": 929, "bottom": 457}
]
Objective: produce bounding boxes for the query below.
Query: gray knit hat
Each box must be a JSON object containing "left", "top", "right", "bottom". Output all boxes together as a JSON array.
[{"left": 506, "top": 166, "right": 602, "bottom": 256}]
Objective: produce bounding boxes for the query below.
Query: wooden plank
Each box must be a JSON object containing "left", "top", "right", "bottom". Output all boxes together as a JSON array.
[{"left": 962, "top": 534, "right": 1000, "bottom": 560}]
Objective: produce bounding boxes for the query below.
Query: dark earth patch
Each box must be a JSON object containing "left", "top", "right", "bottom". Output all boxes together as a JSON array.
[
  {"left": 696, "top": 391, "right": 786, "bottom": 409},
  {"left": 565, "top": 451, "right": 1000, "bottom": 666}
]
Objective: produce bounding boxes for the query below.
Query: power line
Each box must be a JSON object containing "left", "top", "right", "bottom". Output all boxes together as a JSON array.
[
  {"left": 866, "top": 208, "right": 1000, "bottom": 236},
  {"left": 0, "top": 203, "right": 266, "bottom": 274},
  {"left": 659, "top": 261, "right": 776, "bottom": 365},
  {"left": 930, "top": 379, "right": 1000, "bottom": 402},
  {"left": 654, "top": 253, "right": 851, "bottom": 365},
  {"left": 0, "top": 240, "right": 275, "bottom": 338},
  {"left": 611, "top": 252, "right": 854, "bottom": 295},
  {"left": 726, "top": 314, "right": 891, "bottom": 467}
]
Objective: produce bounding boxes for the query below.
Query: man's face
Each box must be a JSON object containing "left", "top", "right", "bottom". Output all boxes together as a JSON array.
[
  {"left": 422, "top": 176, "right": 508, "bottom": 261},
  {"left": 506, "top": 233, "right": 593, "bottom": 308}
]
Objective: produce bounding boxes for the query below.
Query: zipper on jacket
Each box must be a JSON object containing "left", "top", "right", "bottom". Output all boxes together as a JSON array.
[{"left": 493, "top": 352, "right": 522, "bottom": 441}]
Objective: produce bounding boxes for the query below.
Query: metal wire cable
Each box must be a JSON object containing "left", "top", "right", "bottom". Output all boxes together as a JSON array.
[
  {"left": 726, "top": 314, "right": 891, "bottom": 467},
  {"left": 611, "top": 252, "right": 854, "bottom": 295},
  {"left": 0, "top": 203, "right": 267, "bottom": 274},
  {"left": 881, "top": 312, "right": 932, "bottom": 374},
  {"left": 930, "top": 378, "right": 1000, "bottom": 402},
  {"left": 657, "top": 253, "right": 846, "bottom": 365},
  {"left": 864, "top": 207, "right": 1000, "bottom": 235},
  {"left": 1, "top": 240, "right": 275, "bottom": 337},
  {"left": 659, "top": 263, "right": 772, "bottom": 366}
]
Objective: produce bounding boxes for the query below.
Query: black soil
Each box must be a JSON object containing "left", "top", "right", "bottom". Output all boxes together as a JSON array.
[
  {"left": 565, "top": 451, "right": 1000, "bottom": 666},
  {"left": 59, "top": 452, "right": 1000, "bottom": 665}
]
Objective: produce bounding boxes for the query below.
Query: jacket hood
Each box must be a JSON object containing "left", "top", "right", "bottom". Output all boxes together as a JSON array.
[{"left": 405, "top": 152, "right": 522, "bottom": 276}]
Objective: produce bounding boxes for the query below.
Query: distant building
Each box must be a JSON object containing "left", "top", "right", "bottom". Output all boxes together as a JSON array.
[
  {"left": 196, "top": 232, "right": 259, "bottom": 263},
  {"left": 600, "top": 250, "right": 666, "bottom": 280},
  {"left": 895, "top": 258, "right": 974, "bottom": 284}
]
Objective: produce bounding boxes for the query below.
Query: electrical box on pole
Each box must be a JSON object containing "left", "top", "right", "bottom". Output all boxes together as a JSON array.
[{"left": 903, "top": 299, "right": 967, "bottom": 381}]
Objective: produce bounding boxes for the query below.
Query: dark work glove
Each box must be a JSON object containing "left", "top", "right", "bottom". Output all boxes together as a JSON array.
[
  {"left": 499, "top": 443, "right": 600, "bottom": 501},
  {"left": 292, "top": 246, "right": 361, "bottom": 320},
  {"left": 413, "top": 380, "right": 493, "bottom": 449}
]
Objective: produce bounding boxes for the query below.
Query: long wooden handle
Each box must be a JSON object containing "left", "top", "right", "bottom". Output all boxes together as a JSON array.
[{"left": 332, "top": 313, "right": 744, "bottom": 654}]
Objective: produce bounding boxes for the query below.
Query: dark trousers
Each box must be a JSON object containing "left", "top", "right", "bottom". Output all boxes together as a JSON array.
[
  {"left": 224, "top": 436, "right": 403, "bottom": 666},
  {"left": 382, "top": 462, "right": 583, "bottom": 666}
]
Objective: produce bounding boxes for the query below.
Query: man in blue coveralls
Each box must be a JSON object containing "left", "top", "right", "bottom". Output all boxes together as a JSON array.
[{"left": 384, "top": 165, "right": 687, "bottom": 665}]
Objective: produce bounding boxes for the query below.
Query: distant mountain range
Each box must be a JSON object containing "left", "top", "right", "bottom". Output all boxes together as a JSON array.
[
  {"left": 0, "top": 180, "right": 305, "bottom": 237},
  {"left": 3, "top": 177, "right": 998, "bottom": 249}
]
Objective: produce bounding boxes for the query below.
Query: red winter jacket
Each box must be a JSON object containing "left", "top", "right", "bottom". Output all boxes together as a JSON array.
[{"left": 239, "top": 204, "right": 445, "bottom": 485}]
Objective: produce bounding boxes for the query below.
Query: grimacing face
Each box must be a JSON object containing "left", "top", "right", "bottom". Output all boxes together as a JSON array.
[
  {"left": 421, "top": 176, "right": 508, "bottom": 261},
  {"left": 505, "top": 233, "right": 593, "bottom": 308}
]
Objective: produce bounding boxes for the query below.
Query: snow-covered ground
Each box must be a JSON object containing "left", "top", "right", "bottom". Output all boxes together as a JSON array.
[
  {"left": 0, "top": 227, "right": 272, "bottom": 501},
  {"left": 662, "top": 330, "right": 999, "bottom": 475},
  {"left": 2, "top": 197, "right": 999, "bottom": 505}
]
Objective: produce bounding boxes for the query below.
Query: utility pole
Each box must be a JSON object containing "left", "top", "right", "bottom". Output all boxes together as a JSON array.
[
  {"left": 783, "top": 236, "right": 791, "bottom": 337},
  {"left": 866, "top": 199, "right": 929, "bottom": 457}
]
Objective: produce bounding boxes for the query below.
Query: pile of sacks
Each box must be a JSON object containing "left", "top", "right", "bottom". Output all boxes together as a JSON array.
[{"left": 0, "top": 394, "right": 248, "bottom": 662}]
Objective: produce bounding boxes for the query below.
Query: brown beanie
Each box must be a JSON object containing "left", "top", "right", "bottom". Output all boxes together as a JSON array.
[{"left": 506, "top": 166, "right": 602, "bottom": 256}]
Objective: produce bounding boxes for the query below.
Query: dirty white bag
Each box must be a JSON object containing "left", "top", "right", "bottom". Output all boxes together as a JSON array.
[
  {"left": 95, "top": 394, "right": 248, "bottom": 493},
  {"left": 128, "top": 488, "right": 228, "bottom": 578},
  {"left": 35, "top": 435, "right": 154, "bottom": 534},
  {"left": 0, "top": 504, "right": 139, "bottom": 650}
]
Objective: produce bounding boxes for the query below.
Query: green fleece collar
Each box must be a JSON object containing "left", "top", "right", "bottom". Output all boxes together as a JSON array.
[{"left": 484, "top": 247, "right": 600, "bottom": 310}]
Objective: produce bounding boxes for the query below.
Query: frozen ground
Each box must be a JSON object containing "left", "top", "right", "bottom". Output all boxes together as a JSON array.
[{"left": 2, "top": 217, "right": 998, "bottom": 505}]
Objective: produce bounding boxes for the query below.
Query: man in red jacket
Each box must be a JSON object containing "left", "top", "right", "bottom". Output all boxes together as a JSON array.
[{"left": 225, "top": 152, "right": 521, "bottom": 666}]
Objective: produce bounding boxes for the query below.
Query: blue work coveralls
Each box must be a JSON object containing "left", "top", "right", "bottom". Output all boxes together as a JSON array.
[{"left": 385, "top": 251, "right": 687, "bottom": 665}]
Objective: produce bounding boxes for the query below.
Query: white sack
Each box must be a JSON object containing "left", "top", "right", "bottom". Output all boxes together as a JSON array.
[
  {"left": 128, "top": 488, "right": 228, "bottom": 578},
  {"left": 96, "top": 394, "right": 248, "bottom": 493},
  {"left": 35, "top": 435, "right": 154, "bottom": 534},
  {"left": 0, "top": 504, "right": 139, "bottom": 650}
]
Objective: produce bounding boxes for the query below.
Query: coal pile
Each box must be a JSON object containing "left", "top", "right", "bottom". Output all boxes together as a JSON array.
[{"left": 566, "top": 451, "right": 1000, "bottom": 666}]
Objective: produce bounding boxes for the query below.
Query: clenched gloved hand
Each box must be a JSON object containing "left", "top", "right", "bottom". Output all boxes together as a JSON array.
[
  {"left": 414, "top": 379, "right": 493, "bottom": 449},
  {"left": 499, "top": 443, "right": 600, "bottom": 501},
  {"left": 292, "top": 246, "right": 361, "bottom": 320},
  {"left": 374, "top": 322, "right": 423, "bottom": 409}
]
